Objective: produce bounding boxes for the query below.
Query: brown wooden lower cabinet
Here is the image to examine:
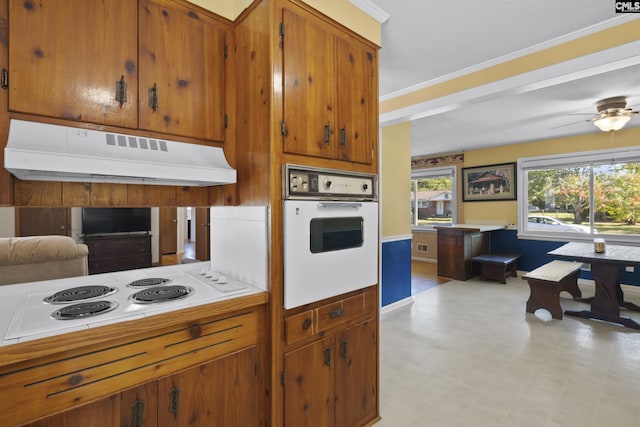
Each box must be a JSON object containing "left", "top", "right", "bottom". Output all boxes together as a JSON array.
[
  {"left": 157, "top": 347, "right": 258, "bottom": 427},
  {"left": 84, "top": 234, "right": 152, "bottom": 274},
  {"left": 436, "top": 226, "right": 490, "bottom": 280},
  {"left": 22, "top": 347, "right": 257, "bottom": 427},
  {"left": 283, "top": 318, "right": 377, "bottom": 427},
  {"left": 4, "top": 301, "right": 266, "bottom": 427},
  {"left": 22, "top": 382, "right": 158, "bottom": 427}
]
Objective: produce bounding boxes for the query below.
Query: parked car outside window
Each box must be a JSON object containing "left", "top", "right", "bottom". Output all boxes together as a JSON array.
[{"left": 527, "top": 216, "right": 596, "bottom": 233}]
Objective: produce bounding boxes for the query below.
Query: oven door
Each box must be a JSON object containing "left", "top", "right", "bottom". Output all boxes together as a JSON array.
[{"left": 283, "top": 200, "right": 378, "bottom": 309}]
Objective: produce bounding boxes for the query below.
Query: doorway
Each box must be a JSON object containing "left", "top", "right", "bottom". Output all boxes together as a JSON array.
[{"left": 160, "top": 207, "right": 210, "bottom": 265}]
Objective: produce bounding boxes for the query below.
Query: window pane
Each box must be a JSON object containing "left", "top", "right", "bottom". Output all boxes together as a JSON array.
[
  {"left": 526, "top": 167, "right": 594, "bottom": 234},
  {"left": 593, "top": 162, "right": 640, "bottom": 235},
  {"left": 410, "top": 176, "right": 453, "bottom": 226}
]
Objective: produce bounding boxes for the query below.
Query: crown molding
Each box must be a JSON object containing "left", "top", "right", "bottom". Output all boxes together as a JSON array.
[
  {"left": 348, "top": 0, "right": 390, "bottom": 23},
  {"left": 380, "top": 15, "right": 640, "bottom": 102}
]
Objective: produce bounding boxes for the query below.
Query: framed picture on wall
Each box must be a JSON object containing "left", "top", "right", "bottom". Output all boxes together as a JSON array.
[{"left": 462, "top": 162, "right": 517, "bottom": 202}]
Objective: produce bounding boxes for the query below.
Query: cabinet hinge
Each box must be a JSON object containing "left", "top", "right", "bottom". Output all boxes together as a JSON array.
[
  {"left": 280, "top": 120, "right": 288, "bottom": 137},
  {"left": 280, "top": 371, "right": 286, "bottom": 386},
  {"left": 279, "top": 22, "right": 284, "bottom": 49},
  {"left": 224, "top": 114, "right": 228, "bottom": 129},
  {"left": 224, "top": 44, "right": 228, "bottom": 59},
  {"left": 0, "top": 68, "right": 8, "bottom": 90},
  {"left": 254, "top": 361, "right": 259, "bottom": 376}
]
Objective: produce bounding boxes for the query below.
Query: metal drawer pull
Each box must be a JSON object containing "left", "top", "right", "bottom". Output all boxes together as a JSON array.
[
  {"left": 329, "top": 308, "right": 345, "bottom": 319},
  {"left": 340, "top": 339, "right": 347, "bottom": 359},
  {"left": 324, "top": 347, "right": 331, "bottom": 366}
]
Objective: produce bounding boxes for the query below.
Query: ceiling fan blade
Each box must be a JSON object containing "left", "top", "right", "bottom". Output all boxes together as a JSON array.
[{"left": 551, "top": 119, "right": 588, "bottom": 129}]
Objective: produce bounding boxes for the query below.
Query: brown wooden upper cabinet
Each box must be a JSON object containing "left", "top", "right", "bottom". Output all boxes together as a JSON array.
[
  {"left": 8, "top": 0, "right": 227, "bottom": 142},
  {"left": 138, "top": 0, "right": 226, "bottom": 141},
  {"left": 281, "top": 7, "right": 376, "bottom": 165},
  {"left": 8, "top": 0, "right": 139, "bottom": 129}
]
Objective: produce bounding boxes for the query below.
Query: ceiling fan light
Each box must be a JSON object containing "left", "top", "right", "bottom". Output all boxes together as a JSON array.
[{"left": 593, "top": 115, "right": 631, "bottom": 132}]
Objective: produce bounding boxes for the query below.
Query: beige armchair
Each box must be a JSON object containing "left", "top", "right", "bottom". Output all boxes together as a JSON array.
[{"left": 0, "top": 236, "right": 89, "bottom": 286}]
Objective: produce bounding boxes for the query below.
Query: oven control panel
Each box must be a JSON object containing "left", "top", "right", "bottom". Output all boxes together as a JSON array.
[{"left": 285, "top": 165, "right": 377, "bottom": 200}]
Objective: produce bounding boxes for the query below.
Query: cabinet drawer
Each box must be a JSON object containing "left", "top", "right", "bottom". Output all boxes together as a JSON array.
[
  {"left": 285, "top": 310, "right": 315, "bottom": 345},
  {"left": 316, "top": 294, "right": 366, "bottom": 333},
  {"left": 86, "top": 236, "right": 150, "bottom": 259},
  {"left": 285, "top": 289, "right": 375, "bottom": 345},
  {"left": 88, "top": 254, "right": 152, "bottom": 274}
]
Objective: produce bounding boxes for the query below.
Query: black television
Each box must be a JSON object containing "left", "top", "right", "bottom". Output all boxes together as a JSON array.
[{"left": 82, "top": 208, "right": 151, "bottom": 235}]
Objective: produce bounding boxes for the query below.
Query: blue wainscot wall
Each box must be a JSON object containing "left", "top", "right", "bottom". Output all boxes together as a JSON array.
[
  {"left": 381, "top": 236, "right": 412, "bottom": 306},
  {"left": 491, "top": 229, "right": 640, "bottom": 285}
]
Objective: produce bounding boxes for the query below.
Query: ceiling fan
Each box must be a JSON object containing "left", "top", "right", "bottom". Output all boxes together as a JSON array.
[
  {"left": 589, "top": 96, "right": 639, "bottom": 132},
  {"left": 554, "top": 96, "right": 639, "bottom": 132}
]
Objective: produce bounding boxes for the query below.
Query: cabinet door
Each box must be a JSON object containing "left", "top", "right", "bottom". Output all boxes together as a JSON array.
[
  {"left": 437, "top": 229, "right": 463, "bottom": 279},
  {"left": 9, "top": 0, "right": 138, "bottom": 128},
  {"left": 23, "top": 382, "right": 156, "bottom": 427},
  {"left": 284, "top": 337, "right": 334, "bottom": 427},
  {"left": 282, "top": 8, "right": 335, "bottom": 159},
  {"left": 157, "top": 347, "right": 258, "bottom": 427},
  {"left": 120, "top": 382, "right": 158, "bottom": 427},
  {"left": 17, "top": 207, "right": 70, "bottom": 236},
  {"left": 335, "top": 36, "right": 376, "bottom": 164},
  {"left": 21, "top": 396, "right": 119, "bottom": 427},
  {"left": 335, "top": 319, "right": 378, "bottom": 427},
  {"left": 139, "top": 0, "right": 226, "bottom": 142}
]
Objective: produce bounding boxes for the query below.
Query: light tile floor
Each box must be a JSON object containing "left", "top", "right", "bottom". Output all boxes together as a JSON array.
[{"left": 378, "top": 275, "right": 640, "bottom": 427}]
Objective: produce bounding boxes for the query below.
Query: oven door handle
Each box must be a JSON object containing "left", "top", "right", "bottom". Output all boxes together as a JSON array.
[{"left": 317, "top": 202, "right": 363, "bottom": 209}]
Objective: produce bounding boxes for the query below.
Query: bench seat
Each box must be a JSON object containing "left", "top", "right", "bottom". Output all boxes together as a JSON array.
[
  {"left": 523, "top": 260, "right": 583, "bottom": 320},
  {"left": 471, "top": 253, "right": 522, "bottom": 284}
]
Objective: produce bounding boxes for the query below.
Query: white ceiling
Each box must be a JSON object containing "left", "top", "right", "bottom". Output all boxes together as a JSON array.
[{"left": 368, "top": 0, "right": 640, "bottom": 157}]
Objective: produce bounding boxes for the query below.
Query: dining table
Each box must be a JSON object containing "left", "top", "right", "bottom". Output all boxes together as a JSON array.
[{"left": 547, "top": 241, "right": 640, "bottom": 330}]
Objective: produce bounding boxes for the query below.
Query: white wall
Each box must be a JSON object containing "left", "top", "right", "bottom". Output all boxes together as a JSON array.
[{"left": 0, "top": 207, "right": 15, "bottom": 238}]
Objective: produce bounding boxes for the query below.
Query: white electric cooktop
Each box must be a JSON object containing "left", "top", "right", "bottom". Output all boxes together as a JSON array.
[{"left": 0, "top": 263, "right": 259, "bottom": 346}]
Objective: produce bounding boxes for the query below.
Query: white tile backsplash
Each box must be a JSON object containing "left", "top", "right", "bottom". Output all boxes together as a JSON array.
[{"left": 210, "top": 206, "right": 268, "bottom": 291}]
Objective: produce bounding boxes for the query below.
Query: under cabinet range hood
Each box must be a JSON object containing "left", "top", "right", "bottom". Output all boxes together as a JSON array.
[{"left": 4, "top": 119, "right": 236, "bottom": 186}]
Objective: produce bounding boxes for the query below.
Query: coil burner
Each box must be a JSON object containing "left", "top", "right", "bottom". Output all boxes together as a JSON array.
[
  {"left": 51, "top": 300, "right": 119, "bottom": 320},
  {"left": 43, "top": 285, "right": 117, "bottom": 304},
  {"left": 130, "top": 285, "right": 193, "bottom": 304},
  {"left": 126, "top": 278, "right": 173, "bottom": 288}
]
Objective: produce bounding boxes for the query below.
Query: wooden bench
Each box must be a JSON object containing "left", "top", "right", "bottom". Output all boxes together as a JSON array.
[
  {"left": 523, "top": 260, "right": 583, "bottom": 320},
  {"left": 471, "top": 253, "right": 522, "bottom": 284}
]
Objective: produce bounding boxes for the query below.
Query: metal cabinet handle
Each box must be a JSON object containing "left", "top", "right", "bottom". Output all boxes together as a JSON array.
[
  {"left": 324, "top": 347, "right": 331, "bottom": 366},
  {"left": 148, "top": 83, "right": 158, "bottom": 111},
  {"left": 115, "top": 75, "right": 127, "bottom": 106},
  {"left": 132, "top": 399, "right": 145, "bottom": 427},
  {"left": 323, "top": 123, "right": 331, "bottom": 144},
  {"left": 340, "top": 339, "right": 347, "bottom": 359},
  {"left": 340, "top": 127, "right": 346, "bottom": 146},
  {"left": 169, "top": 386, "right": 180, "bottom": 420}
]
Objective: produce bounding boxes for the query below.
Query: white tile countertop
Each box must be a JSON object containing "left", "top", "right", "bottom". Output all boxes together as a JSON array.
[{"left": 0, "top": 262, "right": 265, "bottom": 347}]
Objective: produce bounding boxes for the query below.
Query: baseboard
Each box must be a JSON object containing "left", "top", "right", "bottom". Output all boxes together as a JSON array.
[{"left": 380, "top": 296, "right": 414, "bottom": 315}]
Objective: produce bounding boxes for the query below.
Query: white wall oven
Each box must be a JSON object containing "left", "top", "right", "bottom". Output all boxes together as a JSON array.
[{"left": 283, "top": 165, "right": 378, "bottom": 309}]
